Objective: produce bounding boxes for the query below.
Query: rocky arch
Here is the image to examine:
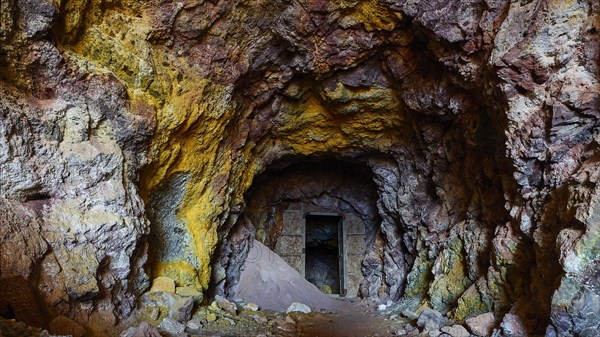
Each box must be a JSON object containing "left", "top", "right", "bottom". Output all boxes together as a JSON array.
[{"left": 0, "top": 0, "right": 598, "bottom": 336}]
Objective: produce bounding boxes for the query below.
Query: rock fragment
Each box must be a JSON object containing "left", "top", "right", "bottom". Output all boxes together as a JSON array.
[
  {"left": 170, "top": 297, "right": 194, "bottom": 322},
  {"left": 441, "top": 324, "right": 470, "bottom": 337},
  {"left": 214, "top": 295, "right": 237, "bottom": 315},
  {"left": 150, "top": 277, "right": 176, "bottom": 294},
  {"left": 466, "top": 312, "right": 496, "bottom": 337},
  {"left": 286, "top": 302, "right": 312, "bottom": 314},
  {"left": 158, "top": 317, "right": 186, "bottom": 335},
  {"left": 417, "top": 308, "right": 446, "bottom": 331},
  {"left": 499, "top": 313, "right": 527, "bottom": 337},
  {"left": 120, "top": 322, "right": 162, "bottom": 337},
  {"left": 185, "top": 319, "right": 203, "bottom": 334}
]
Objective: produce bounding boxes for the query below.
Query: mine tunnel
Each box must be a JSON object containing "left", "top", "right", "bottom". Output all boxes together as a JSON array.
[
  {"left": 1, "top": 0, "right": 598, "bottom": 336},
  {"left": 304, "top": 213, "right": 343, "bottom": 296},
  {"left": 225, "top": 158, "right": 387, "bottom": 301}
]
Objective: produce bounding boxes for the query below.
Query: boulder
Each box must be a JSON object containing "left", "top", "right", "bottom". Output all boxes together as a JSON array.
[
  {"left": 417, "top": 308, "right": 446, "bottom": 331},
  {"left": 120, "top": 322, "right": 162, "bottom": 337},
  {"left": 185, "top": 319, "right": 203, "bottom": 334},
  {"left": 244, "top": 303, "right": 259, "bottom": 311},
  {"left": 466, "top": 312, "right": 496, "bottom": 337},
  {"left": 286, "top": 302, "right": 312, "bottom": 314},
  {"left": 150, "top": 277, "right": 176, "bottom": 294},
  {"left": 175, "top": 286, "right": 203, "bottom": 301},
  {"left": 214, "top": 295, "right": 237, "bottom": 315},
  {"left": 499, "top": 314, "right": 527, "bottom": 337},
  {"left": 158, "top": 317, "right": 186, "bottom": 335},
  {"left": 170, "top": 297, "right": 194, "bottom": 322},
  {"left": 441, "top": 324, "right": 470, "bottom": 337}
]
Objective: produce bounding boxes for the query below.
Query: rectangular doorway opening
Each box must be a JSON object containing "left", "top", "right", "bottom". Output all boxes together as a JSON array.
[{"left": 305, "top": 214, "right": 345, "bottom": 296}]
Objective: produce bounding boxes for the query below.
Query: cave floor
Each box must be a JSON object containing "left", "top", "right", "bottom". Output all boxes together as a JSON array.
[
  {"left": 0, "top": 299, "right": 410, "bottom": 337},
  {"left": 195, "top": 299, "right": 406, "bottom": 337},
  {"left": 290, "top": 300, "right": 405, "bottom": 337}
]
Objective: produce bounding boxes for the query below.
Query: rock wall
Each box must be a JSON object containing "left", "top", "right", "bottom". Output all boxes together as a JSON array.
[{"left": 0, "top": 0, "right": 598, "bottom": 336}]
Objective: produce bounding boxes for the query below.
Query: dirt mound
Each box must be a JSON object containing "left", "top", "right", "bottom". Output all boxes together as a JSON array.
[{"left": 232, "top": 240, "right": 344, "bottom": 312}]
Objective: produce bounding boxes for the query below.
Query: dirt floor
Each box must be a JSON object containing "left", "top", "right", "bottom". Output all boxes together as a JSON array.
[
  {"left": 290, "top": 300, "right": 406, "bottom": 337},
  {"left": 195, "top": 298, "right": 407, "bottom": 337}
]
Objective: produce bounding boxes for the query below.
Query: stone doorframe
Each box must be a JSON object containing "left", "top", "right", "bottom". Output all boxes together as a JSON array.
[{"left": 274, "top": 202, "right": 368, "bottom": 297}]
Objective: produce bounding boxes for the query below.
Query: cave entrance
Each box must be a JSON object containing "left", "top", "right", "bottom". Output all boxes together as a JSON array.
[
  {"left": 233, "top": 158, "right": 378, "bottom": 298},
  {"left": 305, "top": 214, "right": 345, "bottom": 296}
]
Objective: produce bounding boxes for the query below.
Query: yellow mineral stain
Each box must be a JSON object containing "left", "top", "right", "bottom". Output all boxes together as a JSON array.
[
  {"left": 155, "top": 260, "right": 200, "bottom": 289},
  {"left": 52, "top": 0, "right": 411, "bottom": 296},
  {"left": 354, "top": 0, "right": 401, "bottom": 31}
]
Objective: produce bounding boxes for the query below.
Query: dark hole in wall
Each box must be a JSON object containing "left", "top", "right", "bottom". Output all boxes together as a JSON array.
[
  {"left": 24, "top": 192, "right": 51, "bottom": 202},
  {"left": 305, "top": 214, "right": 341, "bottom": 295},
  {"left": 23, "top": 191, "right": 53, "bottom": 214},
  {"left": 3, "top": 304, "right": 16, "bottom": 319},
  {"left": 0, "top": 276, "right": 48, "bottom": 328}
]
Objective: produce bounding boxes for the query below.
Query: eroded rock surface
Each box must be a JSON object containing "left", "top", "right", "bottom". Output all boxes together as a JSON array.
[{"left": 0, "top": 0, "right": 598, "bottom": 336}]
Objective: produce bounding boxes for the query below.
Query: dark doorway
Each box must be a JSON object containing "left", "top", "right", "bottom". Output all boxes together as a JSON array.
[{"left": 305, "top": 214, "right": 345, "bottom": 296}]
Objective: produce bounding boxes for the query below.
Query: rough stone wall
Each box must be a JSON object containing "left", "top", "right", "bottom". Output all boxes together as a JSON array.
[{"left": 0, "top": 0, "right": 598, "bottom": 336}]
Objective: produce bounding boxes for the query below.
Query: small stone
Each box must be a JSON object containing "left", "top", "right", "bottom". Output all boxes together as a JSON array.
[
  {"left": 186, "top": 319, "right": 202, "bottom": 330},
  {"left": 120, "top": 322, "right": 161, "bottom": 337},
  {"left": 250, "top": 313, "right": 268, "bottom": 324},
  {"left": 402, "top": 309, "right": 419, "bottom": 319},
  {"left": 417, "top": 308, "right": 445, "bottom": 331},
  {"left": 404, "top": 323, "right": 418, "bottom": 333},
  {"left": 286, "top": 302, "right": 311, "bottom": 314},
  {"left": 389, "top": 314, "right": 398, "bottom": 320},
  {"left": 244, "top": 302, "right": 259, "bottom": 311},
  {"left": 394, "top": 329, "right": 406, "bottom": 335},
  {"left": 185, "top": 319, "right": 203, "bottom": 335},
  {"left": 206, "top": 313, "right": 217, "bottom": 322},
  {"left": 143, "top": 306, "right": 160, "bottom": 320},
  {"left": 158, "top": 317, "right": 185, "bottom": 334},
  {"left": 256, "top": 334, "right": 267, "bottom": 337},
  {"left": 545, "top": 325, "right": 558, "bottom": 337},
  {"left": 499, "top": 313, "right": 527, "bottom": 337},
  {"left": 214, "top": 295, "right": 237, "bottom": 315},
  {"left": 466, "top": 312, "right": 496, "bottom": 337},
  {"left": 49, "top": 316, "right": 86, "bottom": 337},
  {"left": 319, "top": 284, "right": 333, "bottom": 294},
  {"left": 150, "top": 277, "right": 176, "bottom": 294},
  {"left": 120, "top": 327, "right": 137, "bottom": 337},
  {"left": 176, "top": 286, "right": 203, "bottom": 301},
  {"left": 441, "top": 324, "right": 470, "bottom": 337},
  {"left": 427, "top": 329, "right": 442, "bottom": 337},
  {"left": 377, "top": 304, "right": 387, "bottom": 311},
  {"left": 170, "top": 297, "right": 194, "bottom": 322}
]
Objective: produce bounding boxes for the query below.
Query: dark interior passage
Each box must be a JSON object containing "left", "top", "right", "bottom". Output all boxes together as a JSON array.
[{"left": 305, "top": 214, "right": 343, "bottom": 295}]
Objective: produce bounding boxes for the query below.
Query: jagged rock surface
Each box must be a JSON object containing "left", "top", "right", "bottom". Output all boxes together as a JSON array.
[{"left": 0, "top": 0, "right": 598, "bottom": 336}]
